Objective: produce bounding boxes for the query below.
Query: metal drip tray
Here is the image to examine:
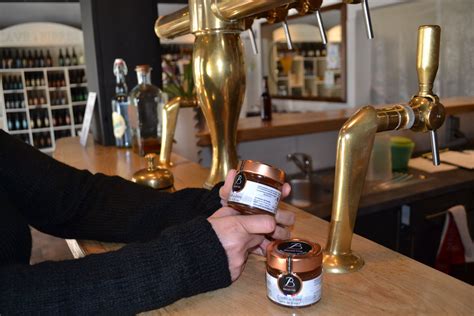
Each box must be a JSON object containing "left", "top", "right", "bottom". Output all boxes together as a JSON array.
[{"left": 285, "top": 171, "right": 429, "bottom": 212}]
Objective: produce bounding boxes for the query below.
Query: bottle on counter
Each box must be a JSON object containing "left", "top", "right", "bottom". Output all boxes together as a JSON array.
[
  {"left": 261, "top": 76, "right": 272, "bottom": 121},
  {"left": 129, "top": 64, "right": 162, "bottom": 156},
  {"left": 111, "top": 58, "right": 132, "bottom": 148}
]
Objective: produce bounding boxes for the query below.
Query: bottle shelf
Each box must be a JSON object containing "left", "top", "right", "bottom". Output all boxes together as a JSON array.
[
  {"left": 25, "top": 86, "right": 47, "bottom": 91},
  {"left": 71, "top": 101, "right": 87, "bottom": 106},
  {"left": 50, "top": 105, "right": 70, "bottom": 110},
  {"left": 5, "top": 108, "right": 27, "bottom": 113},
  {"left": 69, "top": 83, "right": 87, "bottom": 88},
  {"left": 8, "top": 129, "right": 29, "bottom": 135},
  {"left": 48, "top": 86, "right": 68, "bottom": 91},
  {"left": 53, "top": 125, "right": 72, "bottom": 131},
  {"left": 1, "top": 64, "right": 87, "bottom": 153}
]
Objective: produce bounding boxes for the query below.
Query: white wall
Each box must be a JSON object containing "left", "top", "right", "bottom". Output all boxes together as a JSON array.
[{"left": 0, "top": 3, "right": 81, "bottom": 29}]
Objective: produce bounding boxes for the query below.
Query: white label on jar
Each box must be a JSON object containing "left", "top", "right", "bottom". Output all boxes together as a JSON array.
[
  {"left": 228, "top": 175, "right": 281, "bottom": 214},
  {"left": 266, "top": 272, "right": 322, "bottom": 307}
]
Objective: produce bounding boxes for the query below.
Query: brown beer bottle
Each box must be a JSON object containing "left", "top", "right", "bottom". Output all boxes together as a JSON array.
[{"left": 261, "top": 76, "right": 272, "bottom": 121}]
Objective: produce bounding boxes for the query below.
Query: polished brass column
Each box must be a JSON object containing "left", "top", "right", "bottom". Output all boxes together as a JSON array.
[{"left": 323, "top": 25, "right": 445, "bottom": 274}]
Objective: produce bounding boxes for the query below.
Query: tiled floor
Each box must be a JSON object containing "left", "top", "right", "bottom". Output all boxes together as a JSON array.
[{"left": 30, "top": 228, "right": 74, "bottom": 264}]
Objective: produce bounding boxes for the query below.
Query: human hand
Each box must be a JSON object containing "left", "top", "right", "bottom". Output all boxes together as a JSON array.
[
  {"left": 219, "top": 169, "right": 295, "bottom": 245},
  {"left": 208, "top": 208, "right": 276, "bottom": 281}
]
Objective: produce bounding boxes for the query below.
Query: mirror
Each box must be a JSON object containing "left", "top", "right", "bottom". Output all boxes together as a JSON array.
[{"left": 261, "top": 3, "right": 346, "bottom": 102}]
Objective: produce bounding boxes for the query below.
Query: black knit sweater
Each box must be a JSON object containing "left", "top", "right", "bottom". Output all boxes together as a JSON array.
[{"left": 0, "top": 130, "right": 231, "bottom": 314}]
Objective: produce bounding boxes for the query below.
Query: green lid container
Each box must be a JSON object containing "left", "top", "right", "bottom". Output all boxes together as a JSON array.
[{"left": 391, "top": 136, "right": 415, "bottom": 171}]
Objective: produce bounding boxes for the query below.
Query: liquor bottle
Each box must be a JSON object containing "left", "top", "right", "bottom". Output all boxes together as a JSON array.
[
  {"left": 71, "top": 48, "right": 78, "bottom": 66},
  {"left": 44, "top": 112, "right": 50, "bottom": 127},
  {"left": 129, "top": 64, "right": 162, "bottom": 155},
  {"left": 58, "top": 49, "right": 64, "bottom": 67},
  {"left": 33, "top": 50, "right": 40, "bottom": 68},
  {"left": 111, "top": 58, "right": 132, "bottom": 148},
  {"left": 15, "top": 50, "right": 22, "bottom": 68},
  {"left": 21, "top": 50, "right": 27, "bottom": 68},
  {"left": 64, "top": 48, "right": 71, "bottom": 66},
  {"left": 261, "top": 76, "right": 272, "bottom": 121},
  {"left": 22, "top": 115, "right": 28, "bottom": 130},
  {"left": 27, "top": 50, "right": 34, "bottom": 68},
  {"left": 36, "top": 112, "right": 42, "bottom": 129},
  {"left": 46, "top": 50, "right": 53, "bottom": 67},
  {"left": 7, "top": 116, "right": 13, "bottom": 130},
  {"left": 6, "top": 50, "right": 13, "bottom": 69}
]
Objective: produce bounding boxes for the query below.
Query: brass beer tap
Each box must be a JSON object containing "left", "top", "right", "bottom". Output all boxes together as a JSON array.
[
  {"left": 323, "top": 25, "right": 445, "bottom": 274},
  {"left": 155, "top": 0, "right": 330, "bottom": 188}
]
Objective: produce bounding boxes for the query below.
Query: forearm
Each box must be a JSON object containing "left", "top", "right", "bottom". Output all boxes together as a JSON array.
[
  {"left": 0, "top": 217, "right": 231, "bottom": 314},
  {"left": 0, "top": 130, "right": 222, "bottom": 242}
]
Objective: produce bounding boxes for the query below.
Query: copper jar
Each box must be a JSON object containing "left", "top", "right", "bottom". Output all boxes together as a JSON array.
[
  {"left": 266, "top": 239, "right": 323, "bottom": 308},
  {"left": 227, "top": 160, "right": 285, "bottom": 216}
]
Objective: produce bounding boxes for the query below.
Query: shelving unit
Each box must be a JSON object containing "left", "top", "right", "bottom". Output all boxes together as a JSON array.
[{"left": 0, "top": 65, "right": 87, "bottom": 153}]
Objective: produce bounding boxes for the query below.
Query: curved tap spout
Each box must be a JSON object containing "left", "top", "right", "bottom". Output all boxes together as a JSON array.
[{"left": 159, "top": 96, "right": 198, "bottom": 168}]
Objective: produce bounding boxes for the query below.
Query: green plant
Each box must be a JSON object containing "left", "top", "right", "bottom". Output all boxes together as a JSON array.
[{"left": 162, "top": 59, "right": 194, "bottom": 99}]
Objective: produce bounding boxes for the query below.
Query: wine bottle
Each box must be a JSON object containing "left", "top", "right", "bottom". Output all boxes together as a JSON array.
[
  {"left": 65, "top": 48, "right": 71, "bottom": 66},
  {"left": 27, "top": 50, "right": 34, "bottom": 68},
  {"left": 21, "top": 50, "right": 27, "bottom": 68},
  {"left": 39, "top": 50, "right": 45, "bottom": 67},
  {"left": 58, "top": 49, "right": 64, "bottom": 67},
  {"left": 46, "top": 50, "right": 53, "bottom": 67},
  {"left": 261, "top": 76, "right": 272, "bottom": 121},
  {"left": 72, "top": 48, "right": 78, "bottom": 66}
]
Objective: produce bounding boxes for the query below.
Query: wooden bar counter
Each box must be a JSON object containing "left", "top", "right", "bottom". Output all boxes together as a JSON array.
[
  {"left": 197, "top": 96, "right": 474, "bottom": 146},
  {"left": 54, "top": 137, "right": 474, "bottom": 315}
]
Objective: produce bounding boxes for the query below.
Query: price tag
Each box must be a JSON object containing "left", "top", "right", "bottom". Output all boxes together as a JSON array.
[{"left": 79, "top": 92, "right": 97, "bottom": 147}]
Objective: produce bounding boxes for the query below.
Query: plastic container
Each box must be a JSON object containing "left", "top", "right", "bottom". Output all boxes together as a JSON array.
[
  {"left": 366, "top": 134, "right": 392, "bottom": 182},
  {"left": 391, "top": 136, "right": 415, "bottom": 172}
]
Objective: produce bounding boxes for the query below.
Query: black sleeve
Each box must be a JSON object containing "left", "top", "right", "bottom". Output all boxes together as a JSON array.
[
  {"left": 0, "top": 130, "right": 223, "bottom": 242},
  {"left": 0, "top": 217, "right": 232, "bottom": 315}
]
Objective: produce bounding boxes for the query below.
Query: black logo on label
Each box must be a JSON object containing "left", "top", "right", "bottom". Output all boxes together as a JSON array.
[
  {"left": 277, "top": 241, "right": 312, "bottom": 255},
  {"left": 278, "top": 273, "right": 302, "bottom": 296},
  {"left": 232, "top": 172, "right": 246, "bottom": 192}
]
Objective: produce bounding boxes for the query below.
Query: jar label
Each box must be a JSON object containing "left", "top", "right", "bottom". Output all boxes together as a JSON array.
[
  {"left": 277, "top": 241, "right": 312, "bottom": 255},
  {"left": 112, "top": 111, "right": 126, "bottom": 138},
  {"left": 229, "top": 174, "right": 281, "bottom": 214},
  {"left": 266, "top": 272, "right": 322, "bottom": 307}
]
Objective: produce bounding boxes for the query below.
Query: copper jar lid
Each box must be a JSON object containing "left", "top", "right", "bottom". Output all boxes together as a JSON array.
[
  {"left": 238, "top": 160, "right": 285, "bottom": 184},
  {"left": 267, "top": 239, "right": 322, "bottom": 273},
  {"left": 131, "top": 153, "right": 174, "bottom": 190}
]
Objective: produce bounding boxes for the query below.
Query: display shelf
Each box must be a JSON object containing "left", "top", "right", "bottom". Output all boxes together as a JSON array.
[
  {"left": 0, "top": 65, "right": 87, "bottom": 152},
  {"left": 25, "top": 86, "right": 47, "bottom": 90},
  {"left": 71, "top": 101, "right": 87, "bottom": 106},
  {"left": 5, "top": 108, "right": 27, "bottom": 113},
  {"left": 53, "top": 125, "right": 72, "bottom": 131}
]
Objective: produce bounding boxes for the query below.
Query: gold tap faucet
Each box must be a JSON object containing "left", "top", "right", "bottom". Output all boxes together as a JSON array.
[
  {"left": 323, "top": 25, "right": 445, "bottom": 274},
  {"left": 154, "top": 0, "right": 333, "bottom": 188}
]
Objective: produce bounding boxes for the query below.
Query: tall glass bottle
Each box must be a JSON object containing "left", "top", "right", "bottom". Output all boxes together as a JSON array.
[
  {"left": 129, "top": 65, "right": 162, "bottom": 156},
  {"left": 261, "top": 76, "right": 272, "bottom": 121},
  {"left": 111, "top": 58, "right": 132, "bottom": 148}
]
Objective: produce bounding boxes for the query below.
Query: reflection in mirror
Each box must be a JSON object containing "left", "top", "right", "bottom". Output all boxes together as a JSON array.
[{"left": 262, "top": 4, "right": 346, "bottom": 102}]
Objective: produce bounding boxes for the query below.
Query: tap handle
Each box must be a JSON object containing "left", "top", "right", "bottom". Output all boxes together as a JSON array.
[
  {"left": 248, "top": 27, "right": 259, "bottom": 55},
  {"left": 344, "top": 0, "right": 374, "bottom": 39},
  {"left": 314, "top": 10, "right": 328, "bottom": 45},
  {"left": 361, "top": 0, "right": 374, "bottom": 39},
  {"left": 416, "top": 25, "right": 441, "bottom": 97},
  {"left": 429, "top": 130, "right": 441, "bottom": 166},
  {"left": 282, "top": 20, "right": 294, "bottom": 50}
]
